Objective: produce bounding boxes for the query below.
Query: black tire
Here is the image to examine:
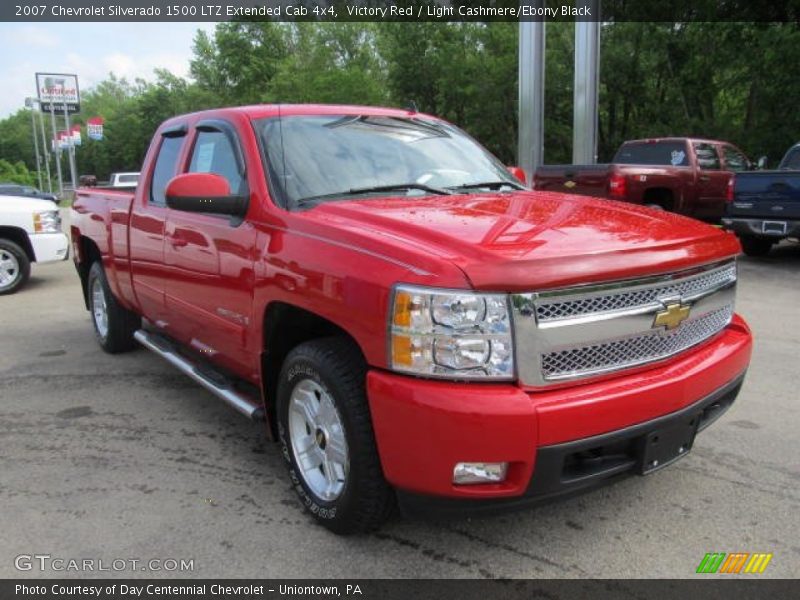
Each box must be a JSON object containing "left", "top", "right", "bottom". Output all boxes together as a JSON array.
[
  {"left": 0, "top": 239, "right": 31, "bottom": 295},
  {"left": 87, "top": 261, "right": 140, "bottom": 353},
  {"left": 276, "top": 337, "right": 394, "bottom": 534},
  {"left": 739, "top": 236, "right": 774, "bottom": 257}
]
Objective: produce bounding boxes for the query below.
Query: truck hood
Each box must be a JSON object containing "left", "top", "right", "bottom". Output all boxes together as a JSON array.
[
  {"left": 306, "top": 190, "right": 740, "bottom": 291},
  {"left": 0, "top": 194, "right": 58, "bottom": 213}
]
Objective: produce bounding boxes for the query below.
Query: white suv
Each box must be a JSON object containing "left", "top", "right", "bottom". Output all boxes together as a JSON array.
[{"left": 0, "top": 195, "right": 69, "bottom": 294}]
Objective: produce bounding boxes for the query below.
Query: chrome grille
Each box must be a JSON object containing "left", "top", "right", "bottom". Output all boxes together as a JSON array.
[
  {"left": 541, "top": 306, "right": 733, "bottom": 380},
  {"left": 536, "top": 262, "right": 736, "bottom": 322},
  {"left": 511, "top": 260, "right": 737, "bottom": 387}
]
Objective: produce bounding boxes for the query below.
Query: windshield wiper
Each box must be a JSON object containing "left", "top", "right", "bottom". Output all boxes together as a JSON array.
[
  {"left": 447, "top": 180, "right": 525, "bottom": 192},
  {"left": 295, "top": 183, "right": 453, "bottom": 207}
]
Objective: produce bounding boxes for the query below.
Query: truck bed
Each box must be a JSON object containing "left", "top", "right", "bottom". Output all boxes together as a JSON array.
[{"left": 71, "top": 187, "right": 137, "bottom": 305}]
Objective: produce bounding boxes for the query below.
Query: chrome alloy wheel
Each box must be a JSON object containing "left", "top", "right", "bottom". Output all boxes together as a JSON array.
[
  {"left": 288, "top": 378, "right": 350, "bottom": 501},
  {"left": 0, "top": 249, "right": 19, "bottom": 290},
  {"left": 91, "top": 277, "right": 109, "bottom": 338}
]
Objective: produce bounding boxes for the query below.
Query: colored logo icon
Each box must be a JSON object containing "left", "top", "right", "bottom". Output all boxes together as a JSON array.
[{"left": 696, "top": 552, "right": 773, "bottom": 574}]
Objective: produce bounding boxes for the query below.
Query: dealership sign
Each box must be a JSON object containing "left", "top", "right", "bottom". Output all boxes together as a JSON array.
[
  {"left": 87, "top": 116, "right": 104, "bottom": 140},
  {"left": 52, "top": 126, "right": 82, "bottom": 150},
  {"left": 35, "top": 72, "right": 80, "bottom": 113}
]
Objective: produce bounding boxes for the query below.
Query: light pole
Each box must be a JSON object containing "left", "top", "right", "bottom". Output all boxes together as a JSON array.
[
  {"left": 24, "top": 97, "right": 44, "bottom": 190},
  {"left": 35, "top": 100, "right": 52, "bottom": 193}
]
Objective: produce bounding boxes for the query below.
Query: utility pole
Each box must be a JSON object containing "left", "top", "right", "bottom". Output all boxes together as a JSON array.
[
  {"left": 573, "top": 4, "right": 601, "bottom": 164},
  {"left": 36, "top": 101, "right": 52, "bottom": 193},
  {"left": 49, "top": 102, "right": 63, "bottom": 196},
  {"left": 25, "top": 98, "right": 43, "bottom": 190},
  {"left": 62, "top": 97, "right": 78, "bottom": 191},
  {"left": 518, "top": 7, "right": 546, "bottom": 183}
]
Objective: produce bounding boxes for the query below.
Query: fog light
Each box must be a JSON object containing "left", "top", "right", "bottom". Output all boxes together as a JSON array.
[{"left": 453, "top": 462, "right": 508, "bottom": 485}]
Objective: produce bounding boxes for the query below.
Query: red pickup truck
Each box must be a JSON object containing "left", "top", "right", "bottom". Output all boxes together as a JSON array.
[
  {"left": 71, "top": 105, "right": 752, "bottom": 534},
  {"left": 534, "top": 138, "right": 752, "bottom": 222}
]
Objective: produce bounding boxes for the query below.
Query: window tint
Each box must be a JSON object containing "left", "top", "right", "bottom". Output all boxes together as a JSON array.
[
  {"left": 722, "top": 145, "right": 749, "bottom": 171},
  {"left": 693, "top": 143, "right": 721, "bottom": 170},
  {"left": 188, "top": 131, "right": 244, "bottom": 194},
  {"left": 613, "top": 141, "right": 689, "bottom": 166},
  {"left": 780, "top": 147, "right": 800, "bottom": 170},
  {"left": 150, "top": 136, "right": 184, "bottom": 206}
]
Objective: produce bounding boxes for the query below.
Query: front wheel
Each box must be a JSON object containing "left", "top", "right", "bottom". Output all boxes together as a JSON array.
[
  {"left": 0, "top": 239, "right": 31, "bottom": 295},
  {"left": 87, "top": 261, "right": 140, "bottom": 353},
  {"left": 739, "top": 236, "right": 774, "bottom": 257},
  {"left": 277, "top": 337, "right": 394, "bottom": 534}
]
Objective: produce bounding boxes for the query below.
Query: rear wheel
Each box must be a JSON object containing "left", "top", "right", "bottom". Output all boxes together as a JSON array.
[
  {"left": 277, "top": 337, "right": 394, "bottom": 534},
  {"left": 87, "top": 261, "right": 140, "bottom": 353},
  {"left": 0, "top": 239, "right": 30, "bottom": 295},
  {"left": 739, "top": 236, "right": 774, "bottom": 257}
]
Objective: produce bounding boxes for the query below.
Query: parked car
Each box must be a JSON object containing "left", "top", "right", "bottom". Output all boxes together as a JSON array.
[
  {"left": 107, "top": 172, "right": 140, "bottom": 188},
  {"left": 79, "top": 174, "right": 98, "bottom": 187},
  {"left": 0, "top": 183, "right": 59, "bottom": 205},
  {"left": 0, "top": 194, "right": 69, "bottom": 294},
  {"left": 722, "top": 142, "right": 800, "bottom": 256},
  {"left": 534, "top": 137, "right": 753, "bottom": 222},
  {"left": 71, "top": 105, "right": 752, "bottom": 534}
]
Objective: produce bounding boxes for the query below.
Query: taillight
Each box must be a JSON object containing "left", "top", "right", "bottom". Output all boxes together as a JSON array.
[
  {"left": 608, "top": 173, "right": 627, "bottom": 199},
  {"left": 726, "top": 175, "right": 735, "bottom": 202}
]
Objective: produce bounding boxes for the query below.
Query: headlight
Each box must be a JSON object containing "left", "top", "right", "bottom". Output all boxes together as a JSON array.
[
  {"left": 33, "top": 210, "right": 61, "bottom": 233},
  {"left": 389, "top": 285, "right": 514, "bottom": 380}
]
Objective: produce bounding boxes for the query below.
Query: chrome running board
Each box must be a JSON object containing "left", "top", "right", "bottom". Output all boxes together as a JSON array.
[{"left": 134, "top": 330, "right": 265, "bottom": 422}]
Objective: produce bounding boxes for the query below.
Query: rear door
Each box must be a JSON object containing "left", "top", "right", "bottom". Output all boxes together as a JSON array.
[
  {"left": 162, "top": 119, "right": 257, "bottom": 379},
  {"left": 129, "top": 127, "right": 186, "bottom": 322},
  {"left": 691, "top": 142, "right": 730, "bottom": 220}
]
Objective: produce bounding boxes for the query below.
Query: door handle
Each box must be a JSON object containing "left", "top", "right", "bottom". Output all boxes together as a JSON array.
[{"left": 167, "top": 233, "right": 188, "bottom": 248}]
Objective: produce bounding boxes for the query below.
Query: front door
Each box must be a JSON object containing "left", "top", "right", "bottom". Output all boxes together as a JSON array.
[{"left": 163, "top": 121, "right": 257, "bottom": 379}]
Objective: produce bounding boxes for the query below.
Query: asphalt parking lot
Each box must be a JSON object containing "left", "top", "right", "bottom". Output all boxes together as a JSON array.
[{"left": 1, "top": 224, "right": 798, "bottom": 579}]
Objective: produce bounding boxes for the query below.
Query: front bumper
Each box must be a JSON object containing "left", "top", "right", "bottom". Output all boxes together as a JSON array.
[
  {"left": 367, "top": 315, "right": 752, "bottom": 507},
  {"left": 722, "top": 217, "right": 800, "bottom": 238},
  {"left": 29, "top": 231, "right": 69, "bottom": 263}
]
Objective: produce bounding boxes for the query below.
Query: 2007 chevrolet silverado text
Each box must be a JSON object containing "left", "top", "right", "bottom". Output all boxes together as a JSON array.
[{"left": 71, "top": 105, "right": 752, "bottom": 534}]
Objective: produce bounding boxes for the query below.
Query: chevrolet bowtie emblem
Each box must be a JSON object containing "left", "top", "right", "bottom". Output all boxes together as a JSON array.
[
  {"left": 564, "top": 180, "right": 576, "bottom": 188},
  {"left": 653, "top": 303, "right": 691, "bottom": 330}
]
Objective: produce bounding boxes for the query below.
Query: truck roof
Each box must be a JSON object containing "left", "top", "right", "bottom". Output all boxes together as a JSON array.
[
  {"left": 158, "top": 104, "right": 436, "bottom": 128},
  {"left": 621, "top": 137, "right": 728, "bottom": 146}
]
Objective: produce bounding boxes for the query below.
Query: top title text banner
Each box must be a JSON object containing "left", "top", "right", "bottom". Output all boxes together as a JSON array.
[{"left": 4, "top": 1, "right": 799, "bottom": 22}]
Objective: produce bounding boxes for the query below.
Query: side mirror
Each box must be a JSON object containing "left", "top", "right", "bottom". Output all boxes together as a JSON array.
[
  {"left": 165, "top": 173, "right": 248, "bottom": 217},
  {"left": 757, "top": 156, "right": 768, "bottom": 170},
  {"left": 507, "top": 166, "right": 528, "bottom": 185}
]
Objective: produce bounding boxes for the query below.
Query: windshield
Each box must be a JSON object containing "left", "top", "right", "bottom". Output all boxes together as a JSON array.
[{"left": 256, "top": 115, "right": 520, "bottom": 207}]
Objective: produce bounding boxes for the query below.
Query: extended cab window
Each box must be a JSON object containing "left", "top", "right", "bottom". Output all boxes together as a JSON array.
[
  {"left": 188, "top": 131, "right": 244, "bottom": 194},
  {"left": 150, "top": 136, "right": 184, "bottom": 206},
  {"left": 613, "top": 141, "right": 689, "bottom": 166},
  {"left": 722, "top": 145, "right": 749, "bottom": 171},
  {"left": 693, "top": 143, "right": 721, "bottom": 170}
]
